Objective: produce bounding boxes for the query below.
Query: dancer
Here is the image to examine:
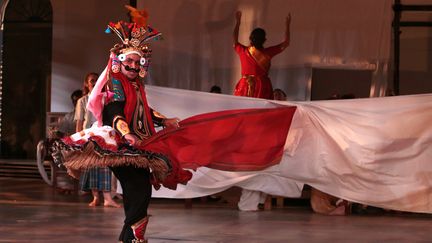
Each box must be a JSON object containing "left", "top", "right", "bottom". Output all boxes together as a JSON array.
[
  {"left": 234, "top": 9, "right": 291, "bottom": 206},
  {"left": 233, "top": 11, "right": 291, "bottom": 99},
  {"left": 52, "top": 6, "right": 187, "bottom": 242},
  {"left": 52, "top": 5, "right": 297, "bottom": 243}
]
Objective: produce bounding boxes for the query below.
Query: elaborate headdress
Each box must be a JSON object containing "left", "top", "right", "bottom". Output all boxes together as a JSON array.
[
  {"left": 87, "top": 5, "right": 162, "bottom": 127},
  {"left": 105, "top": 5, "right": 162, "bottom": 78}
]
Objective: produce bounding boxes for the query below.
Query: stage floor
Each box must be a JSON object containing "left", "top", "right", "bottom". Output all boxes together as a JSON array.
[{"left": 1, "top": 178, "right": 431, "bottom": 242}]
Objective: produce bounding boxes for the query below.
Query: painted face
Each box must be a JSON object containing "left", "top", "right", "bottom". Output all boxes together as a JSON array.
[{"left": 120, "top": 53, "right": 141, "bottom": 80}]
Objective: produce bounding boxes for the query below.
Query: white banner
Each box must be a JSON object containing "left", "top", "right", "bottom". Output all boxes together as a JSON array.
[{"left": 147, "top": 85, "right": 432, "bottom": 213}]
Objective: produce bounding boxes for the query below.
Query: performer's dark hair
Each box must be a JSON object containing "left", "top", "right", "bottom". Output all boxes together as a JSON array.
[
  {"left": 210, "top": 85, "right": 222, "bottom": 93},
  {"left": 70, "top": 89, "right": 83, "bottom": 107},
  {"left": 250, "top": 28, "right": 266, "bottom": 48}
]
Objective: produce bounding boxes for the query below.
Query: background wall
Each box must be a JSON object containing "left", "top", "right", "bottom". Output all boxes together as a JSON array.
[
  {"left": 138, "top": 0, "right": 392, "bottom": 100},
  {"left": 50, "top": 0, "right": 432, "bottom": 112},
  {"left": 51, "top": 0, "right": 129, "bottom": 112}
]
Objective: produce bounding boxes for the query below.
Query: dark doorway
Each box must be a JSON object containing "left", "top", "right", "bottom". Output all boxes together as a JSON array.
[
  {"left": 310, "top": 68, "right": 373, "bottom": 100},
  {"left": 1, "top": 0, "right": 52, "bottom": 159}
]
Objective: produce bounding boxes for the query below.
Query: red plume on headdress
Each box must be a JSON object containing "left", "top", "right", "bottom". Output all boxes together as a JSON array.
[
  {"left": 125, "top": 5, "right": 148, "bottom": 27},
  {"left": 105, "top": 5, "right": 162, "bottom": 56}
]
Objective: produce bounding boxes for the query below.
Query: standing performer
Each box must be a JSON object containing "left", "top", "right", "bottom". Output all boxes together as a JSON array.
[
  {"left": 233, "top": 11, "right": 291, "bottom": 211},
  {"left": 52, "top": 5, "right": 297, "bottom": 243},
  {"left": 94, "top": 6, "right": 184, "bottom": 242},
  {"left": 53, "top": 6, "right": 189, "bottom": 243},
  {"left": 233, "top": 11, "right": 291, "bottom": 99}
]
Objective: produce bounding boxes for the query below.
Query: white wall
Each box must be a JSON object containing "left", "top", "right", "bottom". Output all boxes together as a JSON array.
[
  {"left": 51, "top": 0, "right": 128, "bottom": 112},
  {"left": 137, "top": 0, "right": 392, "bottom": 100},
  {"left": 54, "top": 1, "right": 432, "bottom": 110}
]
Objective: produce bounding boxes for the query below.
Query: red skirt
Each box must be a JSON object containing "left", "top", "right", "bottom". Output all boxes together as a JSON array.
[{"left": 234, "top": 75, "right": 274, "bottom": 99}]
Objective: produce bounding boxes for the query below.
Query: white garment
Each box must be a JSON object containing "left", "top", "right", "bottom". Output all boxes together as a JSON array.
[
  {"left": 75, "top": 95, "right": 97, "bottom": 129},
  {"left": 117, "top": 180, "right": 122, "bottom": 194},
  {"left": 238, "top": 189, "right": 267, "bottom": 211}
]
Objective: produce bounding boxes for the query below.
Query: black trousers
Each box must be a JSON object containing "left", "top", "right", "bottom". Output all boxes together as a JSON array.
[{"left": 110, "top": 166, "right": 152, "bottom": 242}]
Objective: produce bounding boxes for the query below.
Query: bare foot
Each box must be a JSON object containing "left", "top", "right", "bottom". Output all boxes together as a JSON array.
[
  {"left": 329, "top": 205, "right": 346, "bottom": 216},
  {"left": 104, "top": 201, "right": 121, "bottom": 208},
  {"left": 88, "top": 199, "right": 100, "bottom": 207}
]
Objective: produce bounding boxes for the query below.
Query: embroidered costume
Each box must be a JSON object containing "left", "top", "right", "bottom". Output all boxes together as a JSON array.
[{"left": 51, "top": 5, "right": 187, "bottom": 242}]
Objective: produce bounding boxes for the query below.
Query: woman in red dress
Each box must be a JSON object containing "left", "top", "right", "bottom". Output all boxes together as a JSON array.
[{"left": 233, "top": 11, "right": 291, "bottom": 99}]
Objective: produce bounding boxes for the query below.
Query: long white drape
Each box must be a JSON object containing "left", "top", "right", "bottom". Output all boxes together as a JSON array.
[{"left": 147, "top": 85, "right": 432, "bottom": 214}]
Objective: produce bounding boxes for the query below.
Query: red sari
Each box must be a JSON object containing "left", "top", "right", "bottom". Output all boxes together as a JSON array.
[{"left": 234, "top": 43, "right": 284, "bottom": 99}]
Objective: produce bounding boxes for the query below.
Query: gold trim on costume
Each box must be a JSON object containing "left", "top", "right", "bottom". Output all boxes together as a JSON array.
[
  {"left": 248, "top": 46, "right": 271, "bottom": 72},
  {"left": 113, "top": 116, "right": 131, "bottom": 137},
  {"left": 132, "top": 87, "right": 151, "bottom": 139},
  {"left": 152, "top": 110, "right": 166, "bottom": 119},
  {"left": 131, "top": 216, "right": 149, "bottom": 243},
  {"left": 131, "top": 216, "right": 149, "bottom": 230},
  {"left": 242, "top": 75, "right": 256, "bottom": 97}
]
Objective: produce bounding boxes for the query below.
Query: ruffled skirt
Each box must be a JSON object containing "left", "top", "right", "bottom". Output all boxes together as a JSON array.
[{"left": 51, "top": 124, "right": 190, "bottom": 190}]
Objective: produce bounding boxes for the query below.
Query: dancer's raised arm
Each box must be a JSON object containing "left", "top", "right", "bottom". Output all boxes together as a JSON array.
[
  {"left": 279, "top": 13, "right": 291, "bottom": 50},
  {"left": 233, "top": 11, "right": 242, "bottom": 45}
]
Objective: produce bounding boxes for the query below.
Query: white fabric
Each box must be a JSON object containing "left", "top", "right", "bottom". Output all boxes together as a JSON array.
[
  {"left": 146, "top": 85, "right": 432, "bottom": 213},
  {"left": 74, "top": 95, "right": 97, "bottom": 129},
  {"left": 87, "top": 60, "right": 111, "bottom": 127},
  {"left": 238, "top": 189, "right": 267, "bottom": 211},
  {"left": 68, "top": 123, "right": 118, "bottom": 147}
]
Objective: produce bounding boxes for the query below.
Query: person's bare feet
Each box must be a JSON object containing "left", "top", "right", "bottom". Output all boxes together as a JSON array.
[
  {"left": 88, "top": 199, "right": 100, "bottom": 207},
  {"left": 104, "top": 201, "right": 121, "bottom": 208},
  {"left": 329, "top": 205, "right": 346, "bottom": 216}
]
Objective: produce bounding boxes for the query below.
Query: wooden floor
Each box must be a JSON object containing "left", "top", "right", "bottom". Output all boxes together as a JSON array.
[{"left": 1, "top": 178, "right": 431, "bottom": 243}]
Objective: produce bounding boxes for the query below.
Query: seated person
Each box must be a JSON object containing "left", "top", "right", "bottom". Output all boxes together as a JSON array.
[{"left": 310, "top": 187, "right": 349, "bottom": 216}]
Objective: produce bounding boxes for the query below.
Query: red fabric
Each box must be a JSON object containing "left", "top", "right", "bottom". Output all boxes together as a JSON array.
[
  {"left": 234, "top": 76, "right": 273, "bottom": 99},
  {"left": 138, "top": 106, "right": 297, "bottom": 172},
  {"left": 111, "top": 73, "right": 157, "bottom": 134},
  {"left": 157, "top": 159, "right": 193, "bottom": 190}
]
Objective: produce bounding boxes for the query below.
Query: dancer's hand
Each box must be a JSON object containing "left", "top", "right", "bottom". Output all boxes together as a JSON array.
[
  {"left": 286, "top": 13, "right": 291, "bottom": 27},
  {"left": 234, "top": 11, "right": 242, "bottom": 44},
  {"left": 236, "top": 11, "right": 242, "bottom": 22},
  {"left": 163, "top": 118, "right": 180, "bottom": 128},
  {"left": 124, "top": 133, "right": 140, "bottom": 146},
  {"left": 280, "top": 13, "right": 292, "bottom": 50}
]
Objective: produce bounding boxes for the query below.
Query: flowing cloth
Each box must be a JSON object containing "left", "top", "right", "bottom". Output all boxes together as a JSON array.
[
  {"left": 146, "top": 86, "right": 432, "bottom": 214},
  {"left": 53, "top": 106, "right": 297, "bottom": 190},
  {"left": 233, "top": 44, "right": 284, "bottom": 99},
  {"left": 140, "top": 107, "right": 296, "bottom": 171}
]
